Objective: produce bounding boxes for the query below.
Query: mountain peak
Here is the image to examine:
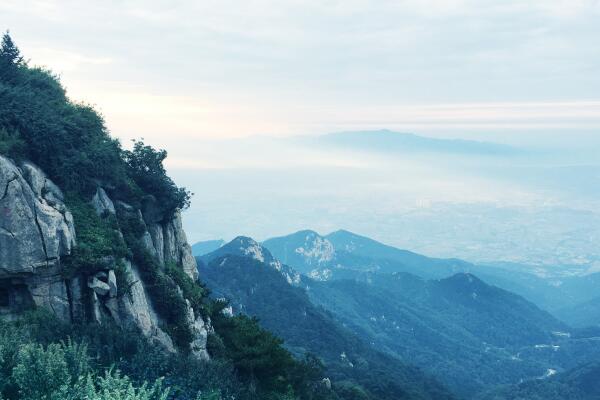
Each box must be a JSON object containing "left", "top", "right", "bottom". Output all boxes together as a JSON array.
[{"left": 219, "top": 236, "right": 274, "bottom": 264}]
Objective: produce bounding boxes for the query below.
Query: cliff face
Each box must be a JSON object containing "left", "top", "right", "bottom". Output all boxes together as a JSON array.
[{"left": 0, "top": 155, "right": 208, "bottom": 359}]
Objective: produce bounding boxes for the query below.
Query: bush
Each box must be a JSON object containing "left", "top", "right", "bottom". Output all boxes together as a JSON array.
[
  {"left": 62, "top": 194, "right": 128, "bottom": 278},
  {"left": 165, "top": 262, "right": 209, "bottom": 318},
  {"left": 12, "top": 343, "right": 72, "bottom": 400}
]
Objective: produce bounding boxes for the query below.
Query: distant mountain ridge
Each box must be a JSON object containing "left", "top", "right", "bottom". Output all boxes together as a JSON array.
[
  {"left": 306, "top": 130, "right": 519, "bottom": 156},
  {"left": 192, "top": 239, "right": 225, "bottom": 256},
  {"left": 263, "top": 229, "right": 474, "bottom": 280}
]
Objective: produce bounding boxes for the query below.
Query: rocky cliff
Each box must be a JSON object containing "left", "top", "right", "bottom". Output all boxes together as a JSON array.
[{"left": 0, "top": 155, "right": 208, "bottom": 359}]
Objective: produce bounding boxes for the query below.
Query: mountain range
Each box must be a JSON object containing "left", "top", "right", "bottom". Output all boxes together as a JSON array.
[
  {"left": 194, "top": 231, "right": 600, "bottom": 398},
  {"left": 199, "top": 237, "right": 453, "bottom": 400},
  {"left": 299, "top": 130, "right": 519, "bottom": 156}
]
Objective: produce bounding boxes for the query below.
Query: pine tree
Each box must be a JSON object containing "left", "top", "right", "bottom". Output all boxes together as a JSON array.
[
  {"left": 0, "top": 31, "right": 24, "bottom": 82},
  {"left": 0, "top": 31, "right": 24, "bottom": 65}
]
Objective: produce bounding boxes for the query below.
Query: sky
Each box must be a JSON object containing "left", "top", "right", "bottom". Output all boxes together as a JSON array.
[
  {"left": 3, "top": 1, "right": 600, "bottom": 268},
  {"left": 2, "top": 0, "right": 600, "bottom": 148}
]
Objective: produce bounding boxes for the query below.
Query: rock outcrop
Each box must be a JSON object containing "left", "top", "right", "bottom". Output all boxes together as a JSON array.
[
  {"left": 0, "top": 156, "right": 76, "bottom": 320},
  {"left": 0, "top": 155, "right": 207, "bottom": 358}
]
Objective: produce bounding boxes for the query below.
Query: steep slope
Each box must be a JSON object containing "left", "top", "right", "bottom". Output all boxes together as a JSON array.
[
  {"left": 199, "top": 240, "right": 455, "bottom": 400},
  {"left": 0, "top": 154, "right": 208, "bottom": 357}
]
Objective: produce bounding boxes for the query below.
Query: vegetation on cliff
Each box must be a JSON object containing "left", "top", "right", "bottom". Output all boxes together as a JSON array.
[{"left": 0, "top": 32, "right": 351, "bottom": 400}]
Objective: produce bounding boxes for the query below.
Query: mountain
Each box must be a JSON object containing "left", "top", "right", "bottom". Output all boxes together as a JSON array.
[
  {"left": 263, "top": 229, "right": 474, "bottom": 280},
  {"left": 477, "top": 362, "right": 600, "bottom": 400},
  {"left": 263, "top": 229, "right": 600, "bottom": 330},
  {"left": 199, "top": 243, "right": 455, "bottom": 400},
  {"left": 556, "top": 296, "right": 600, "bottom": 328},
  {"left": 192, "top": 239, "right": 225, "bottom": 256},
  {"left": 200, "top": 236, "right": 600, "bottom": 398},
  {"left": 305, "top": 271, "right": 600, "bottom": 397},
  {"left": 310, "top": 130, "right": 518, "bottom": 156},
  {"left": 201, "top": 236, "right": 302, "bottom": 285}
]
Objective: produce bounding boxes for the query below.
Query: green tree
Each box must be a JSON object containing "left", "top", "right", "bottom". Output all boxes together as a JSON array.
[
  {"left": 11, "top": 343, "right": 70, "bottom": 400},
  {"left": 0, "top": 32, "right": 23, "bottom": 65},
  {"left": 122, "top": 140, "right": 192, "bottom": 217},
  {"left": 0, "top": 31, "right": 24, "bottom": 83}
]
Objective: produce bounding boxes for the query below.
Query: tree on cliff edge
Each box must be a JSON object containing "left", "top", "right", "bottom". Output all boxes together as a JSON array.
[{"left": 0, "top": 31, "right": 24, "bottom": 82}]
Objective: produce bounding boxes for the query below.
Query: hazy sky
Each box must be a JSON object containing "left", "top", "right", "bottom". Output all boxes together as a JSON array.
[
  {"left": 4, "top": 1, "right": 600, "bottom": 266},
  {"left": 3, "top": 0, "right": 600, "bottom": 150}
]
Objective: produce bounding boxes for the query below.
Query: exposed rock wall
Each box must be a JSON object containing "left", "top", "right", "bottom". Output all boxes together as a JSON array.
[
  {"left": 0, "top": 155, "right": 76, "bottom": 320},
  {"left": 0, "top": 155, "right": 207, "bottom": 359}
]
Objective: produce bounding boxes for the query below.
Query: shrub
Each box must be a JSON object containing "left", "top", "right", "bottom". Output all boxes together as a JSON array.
[
  {"left": 61, "top": 194, "right": 128, "bottom": 278},
  {"left": 165, "top": 262, "right": 209, "bottom": 318},
  {"left": 12, "top": 343, "right": 70, "bottom": 400}
]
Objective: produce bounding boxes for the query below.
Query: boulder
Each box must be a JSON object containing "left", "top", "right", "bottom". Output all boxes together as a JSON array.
[
  {"left": 91, "top": 187, "right": 116, "bottom": 215},
  {"left": 88, "top": 276, "right": 110, "bottom": 296}
]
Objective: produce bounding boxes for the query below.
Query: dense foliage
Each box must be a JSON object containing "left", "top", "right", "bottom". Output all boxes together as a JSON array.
[{"left": 0, "top": 311, "right": 244, "bottom": 400}]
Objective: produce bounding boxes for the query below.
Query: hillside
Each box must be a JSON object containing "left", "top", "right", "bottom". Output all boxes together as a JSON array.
[
  {"left": 306, "top": 271, "right": 598, "bottom": 396},
  {"left": 263, "top": 229, "right": 474, "bottom": 280},
  {"left": 200, "top": 240, "right": 455, "bottom": 400},
  {"left": 476, "top": 362, "right": 600, "bottom": 400}
]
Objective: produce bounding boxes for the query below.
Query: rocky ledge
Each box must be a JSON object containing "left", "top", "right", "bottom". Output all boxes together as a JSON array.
[{"left": 0, "top": 155, "right": 208, "bottom": 359}]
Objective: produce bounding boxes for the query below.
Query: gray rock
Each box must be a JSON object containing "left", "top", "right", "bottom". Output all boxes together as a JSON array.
[
  {"left": 88, "top": 277, "right": 110, "bottom": 296},
  {"left": 186, "top": 300, "right": 209, "bottom": 360},
  {"left": 91, "top": 187, "right": 115, "bottom": 215},
  {"left": 0, "top": 155, "right": 75, "bottom": 278},
  {"left": 173, "top": 211, "right": 199, "bottom": 281},
  {"left": 90, "top": 291, "right": 102, "bottom": 324},
  {"left": 108, "top": 270, "right": 117, "bottom": 297},
  {"left": 117, "top": 261, "right": 175, "bottom": 353},
  {"left": 148, "top": 224, "right": 165, "bottom": 264},
  {"left": 20, "top": 162, "right": 46, "bottom": 197}
]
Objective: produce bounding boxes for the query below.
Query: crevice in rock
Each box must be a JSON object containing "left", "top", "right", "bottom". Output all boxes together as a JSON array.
[
  {"left": 31, "top": 203, "right": 49, "bottom": 266},
  {"left": 65, "top": 278, "right": 74, "bottom": 322},
  {"left": 0, "top": 227, "right": 15, "bottom": 238},
  {"left": 0, "top": 175, "right": 17, "bottom": 201}
]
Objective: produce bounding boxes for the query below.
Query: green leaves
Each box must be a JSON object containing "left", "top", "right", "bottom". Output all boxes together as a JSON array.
[{"left": 123, "top": 140, "right": 192, "bottom": 217}]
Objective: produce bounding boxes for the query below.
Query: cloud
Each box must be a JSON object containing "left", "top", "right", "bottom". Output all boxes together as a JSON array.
[{"left": 3, "top": 0, "right": 599, "bottom": 145}]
